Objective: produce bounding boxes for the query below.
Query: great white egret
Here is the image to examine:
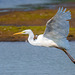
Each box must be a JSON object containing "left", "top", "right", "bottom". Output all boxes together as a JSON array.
[{"left": 13, "top": 7, "right": 75, "bottom": 64}]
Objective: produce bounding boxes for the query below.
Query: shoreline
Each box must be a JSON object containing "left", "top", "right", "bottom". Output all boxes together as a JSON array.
[
  {"left": 0, "top": 26, "right": 75, "bottom": 42},
  {"left": 0, "top": 4, "right": 75, "bottom": 41},
  {"left": 0, "top": 8, "right": 75, "bottom": 27}
]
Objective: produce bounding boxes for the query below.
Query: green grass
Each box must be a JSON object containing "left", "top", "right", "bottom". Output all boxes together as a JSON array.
[
  {"left": 69, "top": 28, "right": 75, "bottom": 36},
  {"left": 0, "top": 26, "right": 75, "bottom": 41},
  {"left": 70, "top": 28, "right": 75, "bottom": 31},
  {"left": 0, "top": 26, "right": 75, "bottom": 35},
  {"left": 0, "top": 26, "right": 46, "bottom": 35}
]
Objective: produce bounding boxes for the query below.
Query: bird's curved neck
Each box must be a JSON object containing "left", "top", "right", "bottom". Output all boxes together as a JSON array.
[{"left": 28, "top": 32, "right": 35, "bottom": 45}]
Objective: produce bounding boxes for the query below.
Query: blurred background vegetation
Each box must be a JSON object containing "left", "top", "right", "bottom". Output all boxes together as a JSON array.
[{"left": 0, "top": 0, "right": 75, "bottom": 41}]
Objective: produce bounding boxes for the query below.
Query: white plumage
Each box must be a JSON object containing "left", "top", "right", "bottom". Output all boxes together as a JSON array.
[
  {"left": 13, "top": 7, "right": 75, "bottom": 64},
  {"left": 24, "top": 7, "right": 71, "bottom": 50}
]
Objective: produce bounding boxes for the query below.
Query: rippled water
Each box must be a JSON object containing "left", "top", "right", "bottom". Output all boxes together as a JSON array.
[{"left": 0, "top": 41, "right": 75, "bottom": 75}]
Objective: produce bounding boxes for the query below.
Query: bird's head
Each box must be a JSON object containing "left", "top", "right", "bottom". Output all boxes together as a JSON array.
[{"left": 13, "top": 29, "right": 32, "bottom": 35}]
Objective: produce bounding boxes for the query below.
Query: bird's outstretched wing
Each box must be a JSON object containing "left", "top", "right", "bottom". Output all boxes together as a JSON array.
[{"left": 44, "top": 7, "right": 71, "bottom": 39}]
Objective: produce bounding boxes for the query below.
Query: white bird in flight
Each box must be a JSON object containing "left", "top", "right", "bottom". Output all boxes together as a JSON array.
[{"left": 13, "top": 7, "right": 75, "bottom": 64}]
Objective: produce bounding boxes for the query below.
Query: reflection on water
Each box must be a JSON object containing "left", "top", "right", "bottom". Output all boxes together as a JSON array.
[{"left": 0, "top": 41, "right": 75, "bottom": 75}]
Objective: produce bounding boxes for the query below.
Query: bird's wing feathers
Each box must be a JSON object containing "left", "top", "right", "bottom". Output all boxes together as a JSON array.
[{"left": 44, "top": 7, "right": 71, "bottom": 39}]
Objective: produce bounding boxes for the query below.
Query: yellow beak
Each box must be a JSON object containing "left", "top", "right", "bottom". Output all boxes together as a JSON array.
[{"left": 13, "top": 32, "right": 23, "bottom": 35}]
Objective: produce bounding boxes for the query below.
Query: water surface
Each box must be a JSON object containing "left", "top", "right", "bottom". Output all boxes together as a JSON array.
[
  {"left": 0, "top": 41, "right": 75, "bottom": 75},
  {"left": 0, "top": 0, "right": 75, "bottom": 12},
  {"left": 0, "top": 0, "right": 62, "bottom": 12},
  {"left": 0, "top": 0, "right": 61, "bottom": 8}
]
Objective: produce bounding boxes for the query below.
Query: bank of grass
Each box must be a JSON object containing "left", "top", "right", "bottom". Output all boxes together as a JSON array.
[
  {"left": 0, "top": 8, "right": 75, "bottom": 27},
  {"left": 0, "top": 26, "right": 75, "bottom": 41},
  {"left": 0, "top": 26, "right": 45, "bottom": 34},
  {"left": 69, "top": 28, "right": 75, "bottom": 37},
  {"left": 0, "top": 9, "right": 56, "bottom": 26},
  {"left": 0, "top": 26, "right": 45, "bottom": 41},
  {"left": 0, "top": 8, "right": 75, "bottom": 41},
  {"left": 68, "top": 28, "right": 75, "bottom": 40}
]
